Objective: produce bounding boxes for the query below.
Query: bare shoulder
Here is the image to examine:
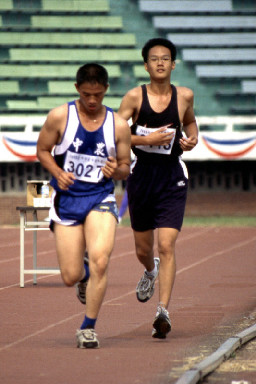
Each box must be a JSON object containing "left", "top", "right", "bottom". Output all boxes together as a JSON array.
[
  {"left": 120, "top": 86, "right": 142, "bottom": 109},
  {"left": 43, "top": 103, "right": 68, "bottom": 135},
  {"left": 176, "top": 86, "right": 194, "bottom": 102},
  {"left": 113, "top": 111, "right": 130, "bottom": 131},
  {"left": 46, "top": 103, "right": 68, "bottom": 124},
  {"left": 123, "top": 86, "right": 142, "bottom": 101}
]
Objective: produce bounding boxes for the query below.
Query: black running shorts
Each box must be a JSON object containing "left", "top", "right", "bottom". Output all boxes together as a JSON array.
[{"left": 127, "top": 157, "right": 188, "bottom": 232}]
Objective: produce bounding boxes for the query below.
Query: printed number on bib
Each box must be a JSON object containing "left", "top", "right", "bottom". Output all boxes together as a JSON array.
[
  {"left": 135, "top": 125, "right": 176, "bottom": 155},
  {"left": 64, "top": 151, "right": 106, "bottom": 183}
]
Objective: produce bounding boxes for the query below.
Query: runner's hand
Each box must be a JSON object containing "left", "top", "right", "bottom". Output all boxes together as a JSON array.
[
  {"left": 101, "top": 156, "right": 118, "bottom": 179},
  {"left": 57, "top": 170, "right": 75, "bottom": 190}
]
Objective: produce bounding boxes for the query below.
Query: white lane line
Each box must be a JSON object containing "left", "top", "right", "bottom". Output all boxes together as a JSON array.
[
  {"left": 177, "top": 236, "right": 256, "bottom": 276},
  {"left": 0, "top": 235, "right": 255, "bottom": 352},
  {"left": 0, "top": 289, "right": 135, "bottom": 352}
]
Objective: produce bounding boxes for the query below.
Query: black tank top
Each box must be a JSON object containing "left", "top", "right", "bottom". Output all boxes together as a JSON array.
[{"left": 131, "top": 84, "right": 183, "bottom": 162}]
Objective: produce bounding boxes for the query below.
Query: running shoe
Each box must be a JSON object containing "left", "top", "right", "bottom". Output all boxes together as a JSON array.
[
  {"left": 76, "top": 328, "right": 99, "bottom": 349},
  {"left": 136, "top": 257, "right": 160, "bottom": 302},
  {"left": 152, "top": 305, "right": 171, "bottom": 339},
  {"left": 75, "top": 252, "right": 89, "bottom": 305}
]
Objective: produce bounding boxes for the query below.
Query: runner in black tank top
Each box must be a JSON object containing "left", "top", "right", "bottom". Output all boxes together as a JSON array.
[
  {"left": 118, "top": 38, "right": 198, "bottom": 340},
  {"left": 131, "top": 84, "right": 183, "bottom": 162},
  {"left": 127, "top": 83, "right": 188, "bottom": 232}
]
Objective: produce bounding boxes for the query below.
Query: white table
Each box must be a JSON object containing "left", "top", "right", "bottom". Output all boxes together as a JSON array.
[{"left": 16, "top": 206, "right": 60, "bottom": 287}]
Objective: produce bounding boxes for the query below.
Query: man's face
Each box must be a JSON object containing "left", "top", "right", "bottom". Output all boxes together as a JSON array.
[
  {"left": 75, "top": 82, "right": 108, "bottom": 114},
  {"left": 145, "top": 45, "right": 175, "bottom": 78}
]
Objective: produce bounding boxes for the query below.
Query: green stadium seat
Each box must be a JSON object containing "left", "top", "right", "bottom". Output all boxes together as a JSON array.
[
  {"left": 133, "top": 65, "right": 148, "bottom": 79},
  {"left": 0, "top": 80, "right": 19, "bottom": 94},
  {"left": 0, "top": 0, "right": 13, "bottom": 11},
  {"left": 41, "top": 0, "right": 110, "bottom": 12},
  {"left": 0, "top": 64, "right": 121, "bottom": 79},
  {"left": 0, "top": 0, "right": 109, "bottom": 13},
  {"left": 0, "top": 32, "right": 136, "bottom": 47},
  {"left": 47, "top": 82, "right": 77, "bottom": 94},
  {"left": 37, "top": 96, "right": 122, "bottom": 110},
  {"left": 31, "top": 16, "right": 123, "bottom": 30},
  {"left": 6, "top": 100, "right": 38, "bottom": 109},
  {"left": 0, "top": 0, "right": 13, "bottom": 10},
  {"left": 230, "top": 105, "right": 256, "bottom": 114},
  {"left": 3, "top": 97, "right": 122, "bottom": 112},
  {"left": 8, "top": 48, "right": 141, "bottom": 62}
]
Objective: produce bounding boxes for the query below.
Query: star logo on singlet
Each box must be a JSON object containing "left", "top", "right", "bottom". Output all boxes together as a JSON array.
[
  {"left": 94, "top": 142, "right": 105, "bottom": 157},
  {"left": 73, "top": 138, "right": 83, "bottom": 152}
]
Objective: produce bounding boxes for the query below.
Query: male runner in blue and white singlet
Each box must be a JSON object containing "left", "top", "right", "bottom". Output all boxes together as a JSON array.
[
  {"left": 118, "top": 38, "right": 198, "bottom": 339},
  {"left": 37, "top": 63, "right": 131, "bottom": 348}
]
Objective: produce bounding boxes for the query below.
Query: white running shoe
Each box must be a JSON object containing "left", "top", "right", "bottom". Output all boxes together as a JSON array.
[
  {"left": 75, "top": 252, "right": 89, "bottom": 305},
  {"left": 152, "top": 305, "right": 171, "bottom": 339},
  {"left": 76, "top": 328, "right": 99, "bottom": 349},
  {"left": 136, "top": 257, "right": 160, "bottom": 302}
]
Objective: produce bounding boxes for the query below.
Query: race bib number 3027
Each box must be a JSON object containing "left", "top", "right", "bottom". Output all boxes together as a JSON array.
[
  {"left": 135, "top": 125, "right": 176, "bottom": 155},
  {"left": 64, "top": 151, "right": 106, "bottom": 183}
]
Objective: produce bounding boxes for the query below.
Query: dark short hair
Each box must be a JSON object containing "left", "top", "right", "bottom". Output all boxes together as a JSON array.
[
  {"left": 76, "top": 63, "right": 109, "bottom": 87},
  {"left": 142, "top": 38, "right": 177, "bottom": 62}
]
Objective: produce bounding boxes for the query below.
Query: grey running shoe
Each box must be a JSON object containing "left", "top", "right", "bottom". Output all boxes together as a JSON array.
[
  {"left": 152, "top": 305, "right": 171, "bottom": 339},
  {"left": 75, "top": 252, "right": 89, "bottom": 305},
  {"left": 136, "top": 257, "right": 160, "bottom": 302},
  {"left": 76, "top": 328, "right": 99, "bottom": 349}
]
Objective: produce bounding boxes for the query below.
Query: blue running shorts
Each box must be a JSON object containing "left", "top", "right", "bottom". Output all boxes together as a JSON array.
[{"left": 49, "top": 191, "right": 118, "bottom": 230}]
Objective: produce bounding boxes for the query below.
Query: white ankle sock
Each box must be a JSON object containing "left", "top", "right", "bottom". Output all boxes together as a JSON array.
[{"left": 147, "top": 261, "right": 158, "bottom": 277}]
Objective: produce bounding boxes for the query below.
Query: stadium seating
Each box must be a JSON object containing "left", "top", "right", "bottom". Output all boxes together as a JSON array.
[
  {"left": 196, "top": 65, "right": 256, "bottom": 78},
  {"left": 0, "top": 0, "right": 256, "bottom": 196},
  {"left": 0, "top": 0, "right": 110, "bottom": 12},
  {"left": 182, "top": 48, "right": 256, "bottom": 62},
  {"left": 0, "top": 32, "right": 136, "bottom": 47},
  {"left": 8, "top": 48, "right": 141, "bottom": 62},
  {"left": 139, "top": 0, "right": 233, "bottom": 13},
  {"left": 0, "top": 64, "right": 121, "bottom": 79},
  {"left": 153, "top": 16, "right": 256, "bottom": 30},
  {"left": 0, "top": 0, "right": 255, "bottom": 116},
  {"left": 31, "top": 16, "right": 123, "bottom": 30},
  {"left": 167, "top": 33, "right": 256, "bottom": 47},
  {"left": 40, "top": 0, "right": 110, "bottom": 12},
  {"left": 0, "top": 80, "right": 19, "bottom": 94},
  {"left": 4, "top": 96, "right": 122, "bottom": 113},
  {"left": 242, "top": 80, "right": 256, "bottom": 93},
  {"left": 139, "top": 0, "right": 256, "bottom": 116},
  {"left": 0, "top": 0, "right": 142, "bottom": 114}
]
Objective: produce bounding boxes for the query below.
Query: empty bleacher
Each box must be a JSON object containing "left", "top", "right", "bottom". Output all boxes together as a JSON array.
[
  {"left": 153, "top": 15, "right": 256, "bottom": 30},
  {"left": 166, "top": 33, "right": 256, "bottom": 48},
  {"left": 242, "top": 80, "right": 256, "bottom": 93},
  {"left": 0, "top": 0, "right": 255, "bottom": 116},
  {"left": 8, "top": 48, "right": 141, "bottom": 62},
  {"left": 139, "top": 0, "right": 233, "bottom": 13},
  {"left": 138, "top": 0, "right": 256, "bottom": 116},
  {"left": 196, "top": 65, "right": 256, "bottom": 79},
  {"left": 1, "top": 0, "right": 256, "bottom": 197},
  {"left": 0, "top": 0, "right": 141, "bottom": 114},
  {"left": 182, "top": 48, "right": 256, "bottom": 62},
  {"left": 0, "top": 0, "right": 110, "bottom": 12},
  {"left": 0, "top": 32, "right": 136, "bottom": 47},
  {"left": 0, "top": 64, "right": 122, "bottom": 79}
]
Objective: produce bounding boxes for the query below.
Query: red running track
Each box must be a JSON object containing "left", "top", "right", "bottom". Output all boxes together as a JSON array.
[{"left": 0, "top": 225, "right": 255, "bottom": 384}]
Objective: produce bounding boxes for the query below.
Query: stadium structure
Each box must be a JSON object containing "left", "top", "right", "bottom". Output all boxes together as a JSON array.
[{"left": 0, "top": 0, "right": 255, "bottom": 224}]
